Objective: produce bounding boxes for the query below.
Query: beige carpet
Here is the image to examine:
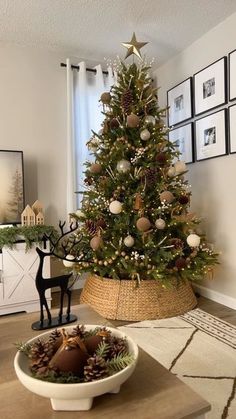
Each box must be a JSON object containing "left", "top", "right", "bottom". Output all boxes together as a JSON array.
[{"left": 119, "top": 308, "right": 236, "bottom": 419}]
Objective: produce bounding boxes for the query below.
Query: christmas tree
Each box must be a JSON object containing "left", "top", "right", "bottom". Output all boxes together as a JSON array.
[{"left": 70, "top": 35, "right": 218, "bottom": 287}]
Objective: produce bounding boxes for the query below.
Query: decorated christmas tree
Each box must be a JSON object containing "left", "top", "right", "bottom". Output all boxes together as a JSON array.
[{"left": 68, "top": 35, "right": 218, "bottom": 320}]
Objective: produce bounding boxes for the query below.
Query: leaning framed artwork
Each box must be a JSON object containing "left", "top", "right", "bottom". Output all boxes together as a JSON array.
[
  {"left": 228, "top": 104, "right": 236, "bottom": 153},
  {"left": 193, "top": 57, "right": 227, "bottom": 116},
  {"left": 194, "top": 109, "right": 227, "bottom": 161},
  {"left": 168, "top": 123, "right": 194, "bottom": 164},
  {"left": 229, "top": 49, "right": 236, "bottom": 101},
  {"left": 167, "top": 78, "right": 192, "bottom": 126}
]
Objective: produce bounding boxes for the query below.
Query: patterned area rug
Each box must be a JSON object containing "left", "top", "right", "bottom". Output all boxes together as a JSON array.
[{"left": 119, "top": 308, "right": 236, "bottom": 419}]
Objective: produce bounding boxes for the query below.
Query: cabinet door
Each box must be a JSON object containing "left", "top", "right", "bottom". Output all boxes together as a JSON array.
[{"left": 1, "top": 243, "right": 40, "bottom": 306}]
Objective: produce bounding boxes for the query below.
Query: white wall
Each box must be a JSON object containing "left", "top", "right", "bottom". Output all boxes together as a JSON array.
[
  {"left": 155, "top": 12, "right": 236, "bottom": 306},
  {"left": 0, "top": 43, "right": 68, "bottom": 225}
]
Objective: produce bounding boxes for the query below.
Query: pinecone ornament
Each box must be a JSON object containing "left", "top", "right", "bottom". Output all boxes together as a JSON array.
[
  {"left": 70, "top": 324, "right": 86, "bottom": 339},
  {"left": 29, "top": 339, "right": 54, "bottom": 375},
  {"left": 121, "top": 89, "right": 133, "bottom": 114},
  {"left": 85, "top": 219, "right": 97, "bottom": 235},
  {"left": 107, "top": 337, "right": 128, "bottom": 358},
  {"left": 48, "top": 329, "right": 63, "bottom": 352},
  {"left": 84, "top": 355, "right": 109, "bottom": 382},
  {"left": 141, "top": 167, "right": 159, "bottom": 186}
]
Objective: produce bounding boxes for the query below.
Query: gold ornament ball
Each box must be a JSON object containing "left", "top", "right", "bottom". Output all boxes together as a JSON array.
[
  {"left": 155, "top": 218, "right": 166, "bottom": 230},
  {"left": 90, "top": 163, "right": 102, "bottom": 174},
  {"left": 90, "top": 236, "right": 103, "bottom": 251},
  {"left": 144, "top": 115, "right": 156, "bottom": 125},
  {"left": 140, "top": 129, "right": 151, "bottom": 141},
  {"left": 100, "top": 92, "right": 111, "bottom": 104},
  {"left": 124, "top": 235, "right": 135, "bottom": 247},
  {"left": 127, "top": 113, "right": 140, "bottom": 128},
  {"left": 116, "top": 159, "right": 131, "bottom": 173},
  {"left": 136, "top": 217, "right": 151, "bottom": 232},
  {"left": 160, "top": 190, "right": 174, "bottom": 204}
]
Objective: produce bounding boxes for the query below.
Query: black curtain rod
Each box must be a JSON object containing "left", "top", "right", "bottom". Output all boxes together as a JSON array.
[{"left": 60, "top": 62, "right": 108, "bottom": 75}]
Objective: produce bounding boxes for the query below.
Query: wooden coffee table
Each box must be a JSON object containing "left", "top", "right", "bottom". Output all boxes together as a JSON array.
[{"left": 0, "top": 304, "right": 210, "bottom": 418}]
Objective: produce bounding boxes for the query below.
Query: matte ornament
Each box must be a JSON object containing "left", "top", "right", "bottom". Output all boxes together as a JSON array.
[
  {"left": 144, "top": 115, "right": 156, "bottom": 126},
  {"left": 124, "top": 235, "right": 135, "bottom": 247},
  {"left": 155, "top": 218, "right": 166, "bottom": 230},
  {"left": 156, "top": 152, "right": 168, "bottom": 165},
  {"left": 110, "top": 118, "right": 120, "bottom": 130},
  {"left": 84, "top": 335, "right": 103, "bottom": 355},
  {"left": 136, "top": 217, "right": 151, "bottom": 232},
  {"left": 175, "top": 257, "right": 187, "bottom": 269},
  {"left": 117, "top": 159, "right": 131, "bottom": 173},
  {"left": 90, "top": 163, "right": 102, "bottom": 174},
  {"left": 63, "top": 254, "right": 75, "bottom": 268},
  {"left": 140, "top": 129, "right": 151, "bottom": 141},
  {"left": 122, "top": 32, "right": 148, "bottom": 60},
  {"left": 175, "top": 160, "right": 187, "bottom": 174},
  {"left": 127, "top": 113, "right": 140, "bottom": 128},
  {"left": 50, "top": 347, "right": 88, "bottom": 376},
  {"left": 90, "top": 236, "right": 103, "bottom": 251},
  {"left": 167, "top": 167, "right": 176, "bottom": 177},
  {"left": 187, "top": 233, "right": 201, "bottom": 247},
  {"left": 160, "top": 191, "right": 174, "bottom": 204},
  {"left": 100, "top": 92, "right": 111, "bottom": 104},
  {"left": 109, "top": 200, "right": 122, "bottom": 214},
  {"left": 179, "top": 195, "right": 189, "bottom": 205}
]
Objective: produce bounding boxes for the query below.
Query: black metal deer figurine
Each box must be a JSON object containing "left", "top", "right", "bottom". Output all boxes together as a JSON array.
[{"left": 31, "top": 221, "right": 82, "bottom": 330}]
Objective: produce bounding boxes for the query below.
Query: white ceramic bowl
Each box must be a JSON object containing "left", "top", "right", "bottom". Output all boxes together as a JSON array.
[{"left": 14, "top": 324, "right": 139, "bottom": 411}]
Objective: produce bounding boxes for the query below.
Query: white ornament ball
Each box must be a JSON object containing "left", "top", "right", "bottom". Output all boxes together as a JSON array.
[
  {"left": 63, "top": 254, "right": 75, "bottom": 268},
  {"left": 117, "top": 159, "right": 131, "bottom": 173},
  {"left": 140, "top": 129, "right": 151, "bottom": 141},
  {"left": 109, "top": 200, "right": 122, "bottom": 214},
  {"left": 175, "top": 160, "right": 187, "bottom": 174},
  {"left": 155, "top": 218, "right": 166, "bottom": 230},
  {"left": 144, "top": 115, "right": 156, "bottom": 125},
  {"left": 124, "top": 235, "right": 135, "bottom": 247},
  {"left": 187, "top": 234, "right": 201, "bottom": 247},
  {"left": 75, "top": 209, "right": 86, "bottom": 218},
  {"left": 167, "top": 166, "right": 176, "bottom": 177}
]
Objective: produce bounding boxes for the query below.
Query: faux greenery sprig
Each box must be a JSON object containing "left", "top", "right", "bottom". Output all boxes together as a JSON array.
[{"left": 0, "top": 225, "right": 59, "bottom": 250}]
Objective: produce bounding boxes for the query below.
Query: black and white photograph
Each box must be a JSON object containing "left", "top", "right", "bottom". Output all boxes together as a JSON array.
[
  {"left": 168, "top": 123, "right": 193, "bottom": 163},
  {"left": 0, "top": 150, "right": 24, "bottom": 225},
  {"left": 195, "top": 109, "right": 227, "bottom": 161},
  {"left": 194, "top": 57, "right": 226, "bottom": 116},
  {"left": 229, "top": 49, "right": 236, "bottom": 101},
  {"left": 229, "top": 104, "right": 236, "bottom": 153},
  {"left": 167, "top": 78, "right": 192, "bottom": 126}
]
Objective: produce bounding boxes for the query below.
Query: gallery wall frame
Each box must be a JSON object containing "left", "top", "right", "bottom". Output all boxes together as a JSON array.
[
  {"left": 194, "top": 109, "right": 227, "bottom": 162},
  {"left": 229, "top": 49, "right": 236, "bottom": 101},
  {"left": 228, "top": 104, "right": 236, "bottom": 154},
  {"left": 168, "top": 122, "right": 194, "bottom": 164},
  {"left": 167, "top": 77, "right": 192, "bottom": 127},
  {"left": 193, "top": 57, "right": 227, "bottom": 116}
]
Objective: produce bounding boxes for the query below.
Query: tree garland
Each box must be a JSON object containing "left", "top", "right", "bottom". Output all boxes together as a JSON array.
[{"left": 0, "top": 225, "right": 59, "bottom": 250}]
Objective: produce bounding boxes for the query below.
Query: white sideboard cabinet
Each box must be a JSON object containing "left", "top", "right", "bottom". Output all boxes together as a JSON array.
[{"left": 0, "top": 242, "right": 51, "bottom": 315}]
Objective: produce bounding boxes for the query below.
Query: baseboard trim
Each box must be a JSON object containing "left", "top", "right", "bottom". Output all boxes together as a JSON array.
[{"left": 193, "top": 283, "right": 236, "bottom": 310}]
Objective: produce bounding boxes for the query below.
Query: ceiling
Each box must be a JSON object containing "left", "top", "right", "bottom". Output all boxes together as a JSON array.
[{"left": 0, "top": 0, "right": 236, "bottom": 67}]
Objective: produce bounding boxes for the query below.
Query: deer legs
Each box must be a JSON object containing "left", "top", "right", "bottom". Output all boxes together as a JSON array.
[
  {"left": 58, "top": 287, "right": 72, "bottom": 321},
  {"left": 39, "top": 291, "right": 52, "bottom": 325}
]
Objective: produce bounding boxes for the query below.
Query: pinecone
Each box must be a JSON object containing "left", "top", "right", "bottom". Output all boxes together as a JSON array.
[
  {"left": 29, "top": 339, "right": 54, "bottom": 375},
  {"left": 141, "top": 167, "right": 159, "bottom": 186},
  {"left": 70, "top": 324, "right": 86, "bottom": 339},
  {"left": 48, "top": 329, "right": 63, "bottom": 352},
  {"left": 107, "top": 337, "right": 128, "bottom": 358},
  {"left": 85, "top": 219, "right": 97, "bottom": 235},
  {"left": 121, "top": 89, "right": 133, "bottom": 114},
  {"left": 84, "top": 355, "right": 109, "bottom": 382}
]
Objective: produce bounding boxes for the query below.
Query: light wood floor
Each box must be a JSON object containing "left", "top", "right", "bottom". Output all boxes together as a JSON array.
[{"left": 51, "top": 289, "right": 236, "bottom": 326}]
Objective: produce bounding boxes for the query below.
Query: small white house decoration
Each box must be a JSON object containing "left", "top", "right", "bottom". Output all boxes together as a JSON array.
[
  {"left": 21, "top": 205, "right": 36, "bottom": 226},
  {"left": 21, "top": 200, "right": 45, "bottom": 226},
  {"left": 32, "top": 200, "right": 43, "bottom": 216}
]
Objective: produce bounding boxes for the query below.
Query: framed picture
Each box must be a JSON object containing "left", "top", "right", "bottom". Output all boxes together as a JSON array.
[
  {"left": 168, "top": 123, "right": 194, "bottom": 163},
  {"left": 228, "top": 104, "right": 236, "bottom": 153},
  {"left": 193, "top": 57, "right": 227, "bottom": 116},
  {"left": 229, "top": 49, "right": 236, "bottom": 101},
  {"left": 0, "top": 150, "right": 25, "bottom": 225},
  {"left": 195, "top": 109, "right": 227, "bottom": 161},
  {"left": 167, "top": 78, "right": 192, "bottom": 126}
]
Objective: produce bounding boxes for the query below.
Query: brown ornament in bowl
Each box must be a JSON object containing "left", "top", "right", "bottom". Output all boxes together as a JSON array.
[
  {"left": 84, "top": 335, "right": 104, "bottom": 355},
  {"left": 50, "top": 346, "right": 89, "bottom": 376}
]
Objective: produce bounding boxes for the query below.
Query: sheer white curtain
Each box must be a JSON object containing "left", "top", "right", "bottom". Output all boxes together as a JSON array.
[{"left": 66, "top": 60, "right": 114, "bottom": 214}]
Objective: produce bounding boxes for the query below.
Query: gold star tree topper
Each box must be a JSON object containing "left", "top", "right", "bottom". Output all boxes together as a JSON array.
[{"left": 122, "top": 33, "right": 148, "bottom": 60}]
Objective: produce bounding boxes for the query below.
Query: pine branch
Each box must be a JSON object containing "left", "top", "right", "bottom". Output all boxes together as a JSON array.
[
  {"left": 14, "top": 341, "right": 32, "bottom": 355},
  {"left": 95, "top": 341, "right": 111, "bottom": 358},
  {"left": 106, "top": 352, "right": 134, "bottom": 373}
]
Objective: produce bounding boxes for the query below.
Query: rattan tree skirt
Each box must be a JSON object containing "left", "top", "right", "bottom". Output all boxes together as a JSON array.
[{"left": 80, "top": 275, "right": 197, "bottom": 321}]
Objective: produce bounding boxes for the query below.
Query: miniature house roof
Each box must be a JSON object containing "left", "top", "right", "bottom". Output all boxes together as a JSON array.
[
  {"left": 22, "top": 205, "right": 35, "bottom": 216},
  {"left": 32, "top": 200, "right": 43, "bottom": 215}
]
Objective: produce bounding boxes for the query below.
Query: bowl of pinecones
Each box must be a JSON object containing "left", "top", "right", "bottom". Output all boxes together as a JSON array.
[{"left": 14, "top": 324, "right": 138, "bottom": 411}]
